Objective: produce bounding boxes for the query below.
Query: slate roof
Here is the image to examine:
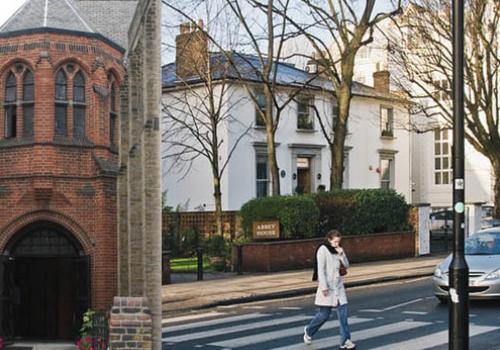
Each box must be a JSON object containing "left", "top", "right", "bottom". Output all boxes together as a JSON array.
[
  {"left": 0, "top": 0, "right": 137, "bottom": 50},
  {"left": 75, "top": 0, "right": 138, "bottom": 49},
  {"left": 162, "top": 52, "right": 400, "bottom": 101}
]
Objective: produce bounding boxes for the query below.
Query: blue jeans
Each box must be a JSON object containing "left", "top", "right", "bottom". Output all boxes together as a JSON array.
[{"left": 305, "top": 304, "right": 351, "bottom": 345}]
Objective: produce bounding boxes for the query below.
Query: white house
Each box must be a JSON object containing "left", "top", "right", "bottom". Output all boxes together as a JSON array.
[
  {"left": 161, "top": 25, "right": 411, "bottom": 212},
  {"left": 350, "top": 12, "right": 495, "bottom": 214}
]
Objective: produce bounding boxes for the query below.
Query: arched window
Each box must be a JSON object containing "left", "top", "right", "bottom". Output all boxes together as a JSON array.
[
  {"left": 55, "top": 70, "right": 68, "bottom": 137},
  {"left": 73, "top": 72, "right": 86, "bottom": 139},
  {"left": 110, "top": 83, "right": 118, "bottom": 146},
  {"left": 4, "top": 72, "right": 17, "bottom": 139},
  {"left": 22, "top": 71, "right": 34, "bottom": 138}
]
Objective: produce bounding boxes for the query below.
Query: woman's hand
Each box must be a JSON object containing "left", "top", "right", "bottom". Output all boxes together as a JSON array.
[
  {"left": 322, "top": 289, "right": 329, "bottom": 297},
  {"left": 335, "top": 247, "right": 344, "bottom": 256}
]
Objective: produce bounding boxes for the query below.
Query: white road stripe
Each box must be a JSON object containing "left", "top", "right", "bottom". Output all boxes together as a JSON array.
[
  {"left": 360, "top": 298, "right": 425, "bottom": 313},
  {"left": 279, "top": 307, "right": 302, "bottom": 310},
  {"left": 163, "top": 312, "right": 268, "bottom": 333},
  {"left": 369, "top": 324, "right": 500, "bottom": 350},
  {"left": 164, "top": 314, "right": 309, "bottom": 343},
  {"left": 243, "top": 305, "right": 266, "bottom": 309},
  {"left": 402, "top": 311, "right": 428, "bottom": 315},
  {"left": 271, "top": 320, "right": 431, "bottom": 350},
  {"left": 208, "top": 317, "right": 372, "bottom": 348},
  {"left": 163, "top": 311, "right": 227, "bottom": 325}
]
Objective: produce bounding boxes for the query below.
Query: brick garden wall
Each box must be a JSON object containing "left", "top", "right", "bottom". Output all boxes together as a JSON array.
[{"left": 233, "top": 231, "right": 416, "bottom": 272}]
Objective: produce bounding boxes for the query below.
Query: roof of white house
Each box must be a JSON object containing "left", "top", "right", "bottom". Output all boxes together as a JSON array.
[{"left": 162, "top": 52, "right": 403, "bottom": 101}]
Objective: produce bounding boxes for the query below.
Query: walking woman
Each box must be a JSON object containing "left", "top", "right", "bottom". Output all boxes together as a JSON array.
[{"left": 303, "top": 230, "right": 356, "bottom": 349}]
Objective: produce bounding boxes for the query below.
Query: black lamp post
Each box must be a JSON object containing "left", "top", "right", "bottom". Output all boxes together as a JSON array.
[{"left": 449, "top": 0, "right": 469, "bottom": 349}]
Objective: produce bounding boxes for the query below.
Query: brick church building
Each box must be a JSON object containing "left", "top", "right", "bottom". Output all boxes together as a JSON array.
[{"left": 0, "top": 0, "right": 137, "bottom": 339}]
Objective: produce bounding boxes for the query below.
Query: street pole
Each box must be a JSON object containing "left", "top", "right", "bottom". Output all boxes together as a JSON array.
[{"left": 449, "top": 0, "right": 469, "bottom": 349}]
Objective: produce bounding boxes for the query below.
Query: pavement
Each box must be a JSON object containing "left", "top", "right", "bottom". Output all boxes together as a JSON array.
[{"left": 163, "top": 254, "right": 446, "bottom": 316}]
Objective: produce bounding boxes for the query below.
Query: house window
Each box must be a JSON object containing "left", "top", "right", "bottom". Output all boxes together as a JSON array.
[
  {"left": 73, "top": 72, "right": 86, "bottom": 139},
  {"left": 55, "top": 70, "right": 68, "bottom": 137},
  {"left": 297, "top": 96, "right": 314, "bottom": 130},
  {"left": 434, "top": 129, "right": 452, "bottom": 185},
  {"left": 256, "top": 154, "right": 269, "bottom": 197},
  {"left": 254, "top": 90, "right": 266, "bottom": 127},
  {"left": 4, "top": 72, "right": 17, "bottom": 139},
  {"left": 433, "top": 79, "right": 450, "bottom": 101},
  {"left": 22, "top": 71, "right": 34, "bottom": 138},
  {"left": 380, "top": 106, "right": 394, "bottom": 137},
  {"left": 110, "top": 83, "right": 118, "bottom": 146},
  {"left": 380, "top": 156, "right": 394, "bottom": 190}
]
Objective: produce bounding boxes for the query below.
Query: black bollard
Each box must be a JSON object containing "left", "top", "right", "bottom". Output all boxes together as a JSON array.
[{"left": 197, "top": 247, "right": 203, "bottom": 281}]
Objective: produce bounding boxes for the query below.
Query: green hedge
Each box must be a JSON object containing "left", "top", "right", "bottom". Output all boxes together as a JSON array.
[
  {"left": 240, "top": 196, "right": 319, "bottom": 239},
  {"left": 312, "top": 189, "right": 410, "bottom": 235}
]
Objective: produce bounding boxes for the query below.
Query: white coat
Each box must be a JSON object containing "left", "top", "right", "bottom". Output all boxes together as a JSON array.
[{"left": 314, "top": 245, "right": 349, "bottom": 307}]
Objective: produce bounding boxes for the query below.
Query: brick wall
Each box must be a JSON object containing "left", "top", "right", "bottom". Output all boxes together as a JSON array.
[
  {"left": 0, "top": 31, "right": 125, "bottom": 311},
  {"left": 109, "top": 297, "right": 152, "bottom": 350},
  {"left": 233, "top": 231, "right": 416, "bottom": 272}
]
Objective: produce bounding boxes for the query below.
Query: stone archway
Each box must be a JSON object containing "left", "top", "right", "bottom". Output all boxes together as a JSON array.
[{"left": 0, "top": 221, "right": 90, "bottom": 340}]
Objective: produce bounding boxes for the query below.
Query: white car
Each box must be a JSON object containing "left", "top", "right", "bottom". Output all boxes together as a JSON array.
[{"left": 433, "top": 228, "right": 500, "bottom": 301}]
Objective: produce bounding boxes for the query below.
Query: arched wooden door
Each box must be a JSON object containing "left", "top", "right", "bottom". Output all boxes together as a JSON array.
[{"left": 0, "top": 221, "right": 90, "bottom": 340}]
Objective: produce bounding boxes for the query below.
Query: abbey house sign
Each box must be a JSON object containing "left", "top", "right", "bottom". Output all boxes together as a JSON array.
[{"left": 252, "top": 221, "right": 280, "bottom": 240}]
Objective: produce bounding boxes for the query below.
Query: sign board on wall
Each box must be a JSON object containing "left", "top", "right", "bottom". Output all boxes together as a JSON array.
[{"left": 252, "top": 221, "right": 280, "bottom": 240}]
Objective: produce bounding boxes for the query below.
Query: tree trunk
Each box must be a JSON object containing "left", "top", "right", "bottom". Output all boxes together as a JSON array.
[
  {"left": 493, "top": 160, "right": 500, "bottom": 219},
  {"left": 330, "top": 85, "right": 351, "bottom": 190},
  {"left": 213, "top": 174, "right": 223, "bottom": 237},
  {"left": 266, "top": 126, "right": 280, "bottom": 196}
]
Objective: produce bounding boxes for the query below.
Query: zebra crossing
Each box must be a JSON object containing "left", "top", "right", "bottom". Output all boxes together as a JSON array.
[{"left": 162, "top": 307, "right": 500, "bottom": 350}]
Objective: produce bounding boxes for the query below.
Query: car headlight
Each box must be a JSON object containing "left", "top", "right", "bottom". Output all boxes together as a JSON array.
[
  {"left": 484, "top": 269, "right": 500, "bottom": 280},
  {"left": 434, "top": 267, "right": 443, "bottom": 278}
]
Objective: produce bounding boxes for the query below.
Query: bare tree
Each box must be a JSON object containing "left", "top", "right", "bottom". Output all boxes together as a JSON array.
[
  {"left": 273, "top": 0, "right": 403, "bottom": 190},
  {"left": 389, "top": 0, "right": 500, "bottom": 217},
  {"left": 164, "top": 0, "right": 321, "bottom": 197},
  {"left": 162, "top": 4, "right": 251, "bottom": 236}
]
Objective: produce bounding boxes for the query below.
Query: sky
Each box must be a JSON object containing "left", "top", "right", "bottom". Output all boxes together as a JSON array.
[{"left": 0, "top": 0, "right": 26, "bottom": 27}]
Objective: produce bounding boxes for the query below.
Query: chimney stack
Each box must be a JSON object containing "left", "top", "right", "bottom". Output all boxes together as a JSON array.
[
  {"left": 373, "top": 69, "right": 391, "bottom": 93},
  {"left": 175, "top": 20, "right": 208, "bottom": 79}
]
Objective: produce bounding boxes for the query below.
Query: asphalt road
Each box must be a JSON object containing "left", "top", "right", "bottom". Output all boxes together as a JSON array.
[{"left": 163, "top": 277, "right": 500, "bottom": 349}]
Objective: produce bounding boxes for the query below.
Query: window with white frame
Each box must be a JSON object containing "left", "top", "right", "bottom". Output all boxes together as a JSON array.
[
  {"left": 433, "top": 79, "right": 451, "bottom": 101},
  {"left": 297, "top": 96, "right": 314, "bottom": 130},
  {"left": 380, "top": 154, "right": 394, "bottom": 190},
  {"left": 256, "top": 153, "right": 269, "bottom": 197},
  {"left": 254, "top": 90, "right": 266, "bottom": 127},
  {"left": 380, "top": 106, "right": 394, "bottom": 137},
  {"left": 434, "top": 129, "right": 452, "bottom": 185}
]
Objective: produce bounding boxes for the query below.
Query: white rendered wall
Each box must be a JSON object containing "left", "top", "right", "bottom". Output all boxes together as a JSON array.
[{"left": 163, "top": 83, "right": 412, "bottom": 211}]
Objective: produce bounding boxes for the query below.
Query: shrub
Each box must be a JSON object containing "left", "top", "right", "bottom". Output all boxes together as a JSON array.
[
  {"left": 240, "top": 196, "right": 319, "bottom": 240},
  {"left": 313, "top": 189, "right": 410, "bottom": 235}
]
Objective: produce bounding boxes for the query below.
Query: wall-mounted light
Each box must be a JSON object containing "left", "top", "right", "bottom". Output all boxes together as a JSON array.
[
  {"left": 292, "top": 173, "right": 297, "bottom": 180},
  {"left": 280, "top": 170, "right": 286, "bottom": 178},
  {"left": 317, "top": 173, "right": 322, "bottom": 180}
]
